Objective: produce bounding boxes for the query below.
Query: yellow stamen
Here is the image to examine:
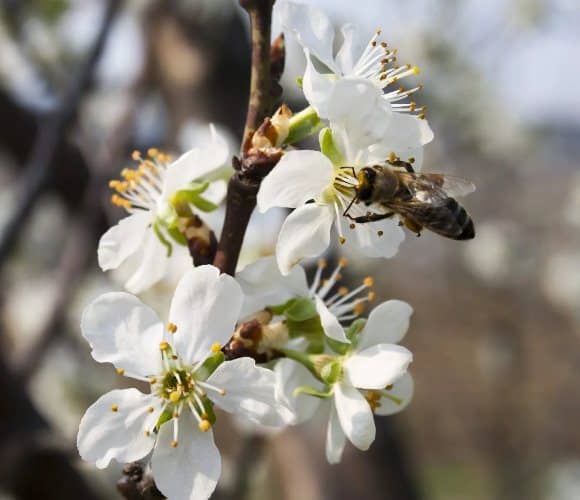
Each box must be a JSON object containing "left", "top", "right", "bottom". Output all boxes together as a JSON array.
[
  {"left": 198, "top": 420, "right": 212, "bottom": 432},
  {"left": 363, "top": 277, "right": 375, "bottom": 287},
  {"left": 211, "top": 343, "right": 221, "bottom": 353},
  {"left": 111, "top": 405, "right": 119, "bottom": 412},
  {"left": 167, "top": 322, "right": 177, "bottom": 333},
  {"left": 171, "top": 440, "right": 178, "bottom": 448},
  {"left": 147, "top": 406, "right": 154, "bottom": 413},
  {"left": 339, "top": 257, "right": 349, "bottom": 267},
  {"left": 354, "top": 303, "right": 366, "bottom": 315},
  {"left": 169, "top": 391, "right": 181, "bottom": 403},
  {"left": 116, "top": 368, "right": 125, "bottom": 375},
  {"left": 159, "top": 341, "right": 169, "bottom": 351}
]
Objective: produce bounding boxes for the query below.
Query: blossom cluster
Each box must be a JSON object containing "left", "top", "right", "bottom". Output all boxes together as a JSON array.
[{"left": 77, "top": 2, "right": 445, "bottom": 499}]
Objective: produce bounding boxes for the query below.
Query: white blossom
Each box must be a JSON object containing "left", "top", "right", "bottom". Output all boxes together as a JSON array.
[
  {"left": 98, "top": 126, "right": 229, "bottom": 294},
  {"left": 77, "top": 265, "right": 288, "bottom": 500},
  {"left": 279, "top": 0, "right": 433, "bottom": 153}
]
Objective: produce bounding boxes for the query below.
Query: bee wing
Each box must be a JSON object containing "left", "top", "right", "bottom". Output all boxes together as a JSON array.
[{"left": 397, "top": 173, "right": 476, "bottom": 201}]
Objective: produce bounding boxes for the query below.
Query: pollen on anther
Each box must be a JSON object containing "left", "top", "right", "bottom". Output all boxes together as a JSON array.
[
  {"left": 318, "top": 258, "right": 327, "bottom": 269},
  {"left": 159, "top": 341, "right": 169, "bottom": 351},
  {"left": 111, "top": 405, "right": 119, "bottom": 412},
  {"left": 339, "top": 236, "right": 346, "bottom": 245},
  {"left": 173, "top": 411, "right": 180, "bottom": 418},
  {"left": 363, "top": 277, "right": 375, "bottom": 287},
  {"left": 198, "top": 420, "right": 212, "bottom": 432},
  {"left": 147, "top": 148, "right": 159, "bottom": 158},
  {"left": 171, "top": 440, "right": 179, "bottom": 448},
  {"left": 218, "top": 389, "right": 226, "bottom": 396},
  {"left": 147, "top": 406, "right": 154, "bottom": 413},
  {"left": 339, "top": 257, "right": 349, "bottom": 267},
  {"left": 368, "top": 291, "right": 377, "bottom": 302},
  {"left": 169, "top": 391, "right": 181, "bottom": 403},
  {"left": 144, "top": 431, "right": 151, "bottom": 437},
  {"left": 116, "top": 368, "right": 125, "bottom": 376},
  {"left": 338, "top": 286, "right": 349, "bottom": 296},
  {"left": 354, "top": 303, "right": 366, "bottom": 315},
  {"left": 211, "top": 343, "right": 221, "bottom": 353},
  {"left": 167, "top": 322, "right": 177, "bottom": 333},
  {"left": 349, "top": 223, "right": 355, "bottom": 229},
  {"left": 131, "top": 150, "right": 141, "bottom": 161},
  {"left": 150, "top": 377, "right": 157, "bottom": 384}
]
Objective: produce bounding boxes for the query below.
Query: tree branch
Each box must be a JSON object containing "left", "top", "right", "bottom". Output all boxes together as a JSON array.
[{"left": 213, "top": 0, "right": 277, "bottom": 276}]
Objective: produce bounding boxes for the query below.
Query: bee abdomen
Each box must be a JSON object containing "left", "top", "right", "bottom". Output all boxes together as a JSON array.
[{"left": 429, "top": 197, "right": 475, "bottom": 240}]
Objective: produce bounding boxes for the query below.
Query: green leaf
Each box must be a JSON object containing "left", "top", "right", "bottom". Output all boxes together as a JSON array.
[{"left": 319, "top": 127, "right": 344, "bottom": 166}]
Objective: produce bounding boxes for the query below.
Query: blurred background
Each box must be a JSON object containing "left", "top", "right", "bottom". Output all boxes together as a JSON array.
[{"left": 0, "top": 0, "right": 579, "bottom": 499}]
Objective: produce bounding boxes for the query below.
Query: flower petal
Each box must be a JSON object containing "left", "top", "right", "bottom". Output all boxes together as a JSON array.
[
  {"left": 77, "top": 389, "right": 162, "bottom": 469},
  {"left": 302, "top": 53, "right": 336, "bottom": 117},
  {"left": 379, "top": 110, "right": 434, "bottom": 151},
  {"left": 278, "top": 1, "right": 337, "bottom": 71},
  {"left": 170, "top": 265, "right": 243, "bottom": 365},
  {"left": 334, "top": 382, "right": 375, "bottom": 451},
  {"left": 374, "top": 372, "right": 415, "bottom": 416},
  {"left": 257, "top": 150, "right": 334, "bottom": 211},
  {"left": 345, "top": 218, "right": 405, "bottom": 259},
  {"left": 237, "top": 256, "right": 309, "bottom": 317},
  {"left": 162, "top": 127, "right": 230, "bottom": 199},
  {"left": 97, "top": 211, "right": 151, "bottom": 271},
  {"left": 276, "top": 204, "right": 334, "bottom": 275},
  {"left": 151, "top": 411, "right": 221, "bottom": 500},
  {"left": 275, "top": 358, "right": 322, "bottom": 425},
  {"left": 125, "top": 229, "right": 169, "bottom": 294},
  {"left": 326, "top": 402, "right": 347, "bottom": 464},
  {"left": 335, "top": 24, "right": 364, "bottom": 76},
  {"left": 343, "top": 344, "right": 412, "bottom": 390},
  {"left": 207, "top": 357, "right": 292, "bottom": 427},
  {"left": 358, "top": 300, "right": 413, "bottom": 350},
  {"left": 314, "top": 295, "right": 349, "bottom": 343},
  {"left": 81, "top": 292, "right": 163, "bottom": 377}
]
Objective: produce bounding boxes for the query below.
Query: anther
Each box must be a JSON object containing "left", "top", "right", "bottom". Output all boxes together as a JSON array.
[
  {"left": 169, "top": 391, "right": 181, "bottom": 403},
  {"left": 198, "top": 420, "right": 212, "bottom": 432},
  {"left": 368, "top": 291, "right": 377, "bottom": 302},
  {"left": 147, "top": 148, "right": 159, "bottom": 158},
  {"left": 116, "top": 368, "right": 125, "bottom": 375},
  {"left": 171, "top": 440, "right": 178, "bottom": 448},
  {"left": 380, "top": 41, "right": 387, "bottom": 48},
  {"left": 363, "top": 277, "right": 375, "bottom": 287},
  {"left": 377, "top": 230, "right": 384, "bottom": 237},
  {"left": 211, "top": 343, "right": 221, "bottom": 353},
  {"left": 131, "top": 150, "right": 141, "bottom": 161},
  {"left": 318, "top": 259, "right": 327, "bottom": 269},
  {"left": 354, "top": 303, "right": 366, "bottom": 315},
  {"left": 339, "top": 257, "right": 349, "bottom": 267},
  {"left": 349, "top": 223, "right": 355, "bottom": 229},
  {"left": 144, "top": 431, "right": 151, "bottom": 436},
  {"left": 418, "top": 113, "right": 426, "bottom": 120},
  {"left": 173, "top": 411, "right": 180, "bottom": 418},
  {"left": 167, "top": 322, "right": 177, "bottom": 333},
  {"left": 338, "top": 286, "right": 349, "bottom": 296},
  {"left": 159, "top": 341, "right": 169, "bottom": 351},
  {"left": 111, "top": 405, "right": 119, "bottom": 412},
  {"left": 150, "top": 377, "right": 157, "bottom": 384},
  {"left": 339, "top": 236, "right": 346, "bottom": 245},
  {"left": 408, "top": 157, "right": 416, "bottom": 164},
  {"left": 148, "top": 406, "right": 155, "bottom": 413}
]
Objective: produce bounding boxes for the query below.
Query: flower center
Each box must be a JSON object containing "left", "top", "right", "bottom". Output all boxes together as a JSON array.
[{"left": 109, "top": 149, "right": 172, "bottom": 213}]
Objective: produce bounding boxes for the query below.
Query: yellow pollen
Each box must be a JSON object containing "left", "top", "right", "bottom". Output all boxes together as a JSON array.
[
  {"left": 211, "top": 343, "right": 221, "bottom": 353},
  {"left": 218, "top": 389, "right": 226, "bottom": 396},
  {"left": 150, "top": 377, "right": 157, "bottom": 384},
  {"left": 169, "top": 391, "right": 181, "bottom": 403},
  {"left": 339, "top": 257, "right": 349, "bottom": 267},
  {"left": 116, "top": 368, "right": 125, "bottom": 375},
  {"left": 131, "top": 150, "right": 141, "bottom": 161},
  {"left": 144, "top": 431, "right": 151, "bottom": 436},
  {"left": 354, "top": 303, "right": 366, "bottom": 315},
  {"left": 111, "top": 405, "right": 119, "bottom": 412},
  {"left": 368, "top": 291, "right": 377, "bottom": 302},
  {"left": 389, "top": 151, "right": 397, "bottom": 162},
  {"left": 349, "top": 223, "right": 355, "bottom": 229},
  {"left": 418, "top": 113, "right": 426, "bottom": 120},
  {"left": 376, "top": 29, "right": 382, "bottom": 35},
  {"left": 159, "top": 341, "right": 169, "bottom": 351},
  {"left": 173, "top": 411, "right": 179, "bottom": 418},
  {"left": 339, "top": 236, "right": 346, "bottom": 245},
  {"left": 412, "top": 66, "right": 420, "bottom": 75},
  {"left": 167, "top": 322, "right": 177, "bottom": 333},
  {"left": 147, "top": 406, "right": 155, "bottom": 413},
  {"left": 171, "top": 440, "right": 178, "bottom": 448},
  {"left": 147, "top": 148, "right": 159, "bottom": 158},
  {"left": 198, "top": 420, "right": 212, "bottom": 432},
  {"left": 365, "top": 391, "right": 382, "bottom": 412},
  {"left": 338, "top": 286, "right": 349, "bottom": 296},
  {"left": 363, "top": 276, "right": 375, "bottom": 287},
  {"left": 201, "top": 412, "right": 209, "bottom": 420},
  {"left": 318, "top": 259, "right": 327, "bottom": 269}
]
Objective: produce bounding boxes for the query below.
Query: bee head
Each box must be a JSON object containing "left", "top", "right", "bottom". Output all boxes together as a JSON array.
[{"left": 356, "top": 167, "right": 376, "bottom": 202}]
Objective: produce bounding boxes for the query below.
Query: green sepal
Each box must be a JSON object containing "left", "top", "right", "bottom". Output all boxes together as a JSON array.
[
  {"left": 153, "top": 222, "right": 173, "bottom": 257},
  {"left": 194, "top": 351, "right": 225, "bottom": 381},
  {"left": 166, "top": 225, "right": 188, "bottom": 246},
  {"left": 319, "top": 127, "right": 344, "bottom": 166},
  {"left": 156, "top": 409, "right": 173, "bottom": 431},
  {"left": 320, "top": 360, "right": 342, "bottom": 385},
  {"left": 284, "top": 297, "right": 317, "bottom": 322},
  {"left": 201, "top": 398, "right": 217, "bottom": 425},
  {"left": 293, "top": 384, "right": 332, "bottom": 399},
  {"left": 326, "top": 337, "right": 350, "bottom": 355},
  {"left": 171, "top": 181, "right": 218, "bottom": 213},
  {"left": 286, "top": 106, "right": 322, "bottom": 145},
  {"left": 346, "top": 318, "right": 367, "bottom": 345}
]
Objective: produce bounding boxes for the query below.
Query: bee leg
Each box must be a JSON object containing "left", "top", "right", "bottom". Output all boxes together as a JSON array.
[
  {"left": 345, "top": 212, "right": 395, "bottom": 224},
  {"left": 403, "top": 217, "right": 423, "bottom": 236}
]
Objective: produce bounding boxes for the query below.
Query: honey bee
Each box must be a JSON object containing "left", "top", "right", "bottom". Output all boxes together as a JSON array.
[{"left": 343, "top": 157, "right": 475, "bottom": 240}]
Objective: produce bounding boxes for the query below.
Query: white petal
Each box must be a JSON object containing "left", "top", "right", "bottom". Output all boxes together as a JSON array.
[
  {"left": 379, "top": 111, "right": 434, "bottom": 151},
  {"left": 344, "top": 344, "right": 412, "bottom": 390},
  {"left": 170, "top": 265, "right": 242, "bottom": 365},
  {"left": 276, "top": 204, "right": 334, "bottom": 275},
  {"left": 237, "top": 256, "right": 309, "bottom": 317},
  {"left": 81, "top": 292, "right": 163, "bottom": 377},
  {"left": 314, "top": 295, "right": 349, "bottom": 343},
  {"left": 374, "top": 372, "right": 415, "bottom": 416},
  {"left": 97, "top": 211, "right": 151, "bottom": 271},
  {"left": 162, "top": 128, "right": 230, "bottom": 198},
  {"left": 278, "top": 1, "right": 337, "bottom": 70},
  {"left": 203, "top": 179, "right": 227, "bottom": 206},
  {"left": 275, "top": 358, "right": 322, "bottom": 425},
  {"left": 151, "top": 411, "right": 221, "bottom": 500},
  {"left": 302, "top": 53, "right": 336, "bottom": 117},
  {"left": 125, "top": 229, "right": 169, "bottom": 294},
  {"left": 257, "top": 150, "right": 334, "bottom": 211},
  {"left": 346, "top": 218, "right": 405, "bottom": 259},
  {"left": 207, "top": 357, "right": 291, "bottom": 427},
  {"left": 334, "top": 382, "right": 375, "bottom": 451},
  {"left": 335, "top": 24, "right": 364, "bottom": 76},
  {"left": 358, "top": 300, "right": 413, "bottom": 350},
  {"left": 326, "top": 402, "right": 347, "bottom": 464},
  {"left": 77, "top": 389, "right": 162, "bottom": 469}
]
